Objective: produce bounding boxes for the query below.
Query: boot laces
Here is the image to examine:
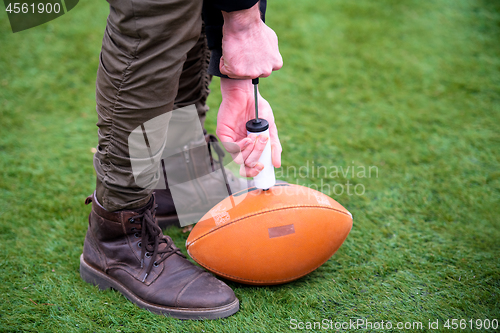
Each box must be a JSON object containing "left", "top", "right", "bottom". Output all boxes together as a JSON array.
[
  {"left": 130, "top": 205, "right": 185, "bottom": 282},
  {"left": 207, "top": 134, "right": 233, "bottom": 196}
]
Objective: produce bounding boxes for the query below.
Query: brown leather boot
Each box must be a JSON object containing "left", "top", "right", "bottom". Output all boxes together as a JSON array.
[{"left": 79, "top": 194, "right": 239, "bottom": 319}]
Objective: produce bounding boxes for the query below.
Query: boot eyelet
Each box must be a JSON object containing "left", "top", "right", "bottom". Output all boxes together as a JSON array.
[
  {"left": 134, "top": 233, "right": 140, "bottom": 238},
  {"left": 138, "top": 242, "right": 141, "bottom": 248},
  {"left": 129, "top": 218, "right": 135, "bottom": 223},
  {"left": 153, "top": 262, "right": 159, "bottom": 267},
  {"left": 131, "top": 227, "right": 137, "bottom": 232},
  {"left": 145, "top": 252, "right": 152, "bottom": 258}
]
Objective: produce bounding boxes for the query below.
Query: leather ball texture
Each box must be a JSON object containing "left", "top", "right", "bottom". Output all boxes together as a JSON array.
[{"left": 186, "top": 184, "right": 353, "bottom": 285}]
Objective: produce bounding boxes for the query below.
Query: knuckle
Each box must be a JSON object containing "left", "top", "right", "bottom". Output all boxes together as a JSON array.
[
  {"left": 261, "top": 70, "right": 272, "bottom": 78},
  {"left": 274, "top": 59, "right": 283, "bottom": 70}
]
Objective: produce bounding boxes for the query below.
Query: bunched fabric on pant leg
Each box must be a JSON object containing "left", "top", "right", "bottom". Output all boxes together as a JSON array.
[
  {"left": 174, "top": 22, "right": 212, "bottom": 128},
  {"left": 93, "top": 0, "right": 203, "bottom": 212}
]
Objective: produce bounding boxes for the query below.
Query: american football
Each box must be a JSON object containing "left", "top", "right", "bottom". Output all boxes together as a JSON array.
[{"left": 186, "top": 184, "right": 353, "bottom": 285}]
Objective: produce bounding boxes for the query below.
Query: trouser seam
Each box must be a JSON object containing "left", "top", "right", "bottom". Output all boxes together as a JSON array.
[{"left": 130, "top": 0, "right": 141, "bottom": 41}]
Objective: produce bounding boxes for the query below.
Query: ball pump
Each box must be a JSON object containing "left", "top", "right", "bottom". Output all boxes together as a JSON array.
[{"left": 245, "top": 78, "right": 276, "bottom": 190}]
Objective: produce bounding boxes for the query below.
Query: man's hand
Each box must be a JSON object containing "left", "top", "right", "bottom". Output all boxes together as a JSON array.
[
  {"left": 220, "top": 2, "right": 283, "bottom": 79},
  {"left": 216, "top": 78, "right": 282, "bottom": 177}
]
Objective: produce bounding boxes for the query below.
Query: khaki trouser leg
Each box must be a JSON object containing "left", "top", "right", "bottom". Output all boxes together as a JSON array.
[
  {"left": 94, "top": 0, "right": 203, "bottom": 212},
  {"left": 175, "top": 23, "right": 212, "bottom": 129}
]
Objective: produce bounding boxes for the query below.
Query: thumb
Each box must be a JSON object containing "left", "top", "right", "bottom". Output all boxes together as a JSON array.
[{"left": 219, "top": 55, "right": 229, "bottom": 76}]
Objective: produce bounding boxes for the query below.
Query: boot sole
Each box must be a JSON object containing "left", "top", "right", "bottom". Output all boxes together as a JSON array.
[{"left": 79, "top": 255, "right": 239, "bottom": 320}]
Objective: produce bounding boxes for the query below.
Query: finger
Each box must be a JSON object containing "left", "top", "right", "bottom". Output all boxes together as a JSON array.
[
  {"left": 258, "top": 69, "right": 272, "bottom": 78},
  {"left": 239, "top": 133, "right": 258, "bottom": 163},
  {"left": 243, "top": 134, "right": 268, "bottom": 168},
  {"left": 221, "top": 134, "right": 258, "bottom": 165},
  {"left": 268, "top": 115, "right": 281, "bottom": 166},
  {"left": 270, "top": 31, "right": 283, "bottom": 71},
  {"left": 218, "top": 57, "right": 256, "bottom": 80},
  {"left": 240, "top": 162, "right": 264, "bottom": 178},
  {"left": 227, "top": 73, "right": 254, "bottom": 80},
  {"left": 219, "top": 56, "right": 229, "bottom": 76},
  {"left": 218, "top": 137, "right": 250, "bottom": 154},
  {"left": 273, "top": 54, "right": 284, "bottom": 72},
  {"left": 268, "top": 123, "right": 282, "bottom": 168},
  {"left": 271, "top": 142, "right": 282, "bottom": 168},
  {"left": 219, "top": 139, "right": 251, "bottom": 165}
]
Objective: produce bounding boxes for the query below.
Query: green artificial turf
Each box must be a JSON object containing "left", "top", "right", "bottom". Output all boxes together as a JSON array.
[{"left": 1, "top": 0, "right": 499, "bottom": 332}]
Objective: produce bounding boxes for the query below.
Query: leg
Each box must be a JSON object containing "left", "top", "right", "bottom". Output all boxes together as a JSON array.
[
  {"left": 82, "top": 0, "right": 238, "bottom": 319},
  {"left": 93, "top": 0, "right": 203, "bottom": 212}
]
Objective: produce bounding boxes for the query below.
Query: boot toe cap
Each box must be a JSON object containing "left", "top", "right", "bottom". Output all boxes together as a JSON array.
[{"left": 176, "top": 272, "right": 236, "bottom": 309}]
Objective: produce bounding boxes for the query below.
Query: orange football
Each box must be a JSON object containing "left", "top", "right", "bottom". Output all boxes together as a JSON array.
[{"left": 185, "top": 184, "right": 353, "bottom": 285}]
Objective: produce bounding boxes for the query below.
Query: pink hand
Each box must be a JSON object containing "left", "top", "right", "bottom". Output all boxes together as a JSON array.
[
  {"left": 220, "top": 3, "right": 283, "bottom": 79},
  {"left": 216, "top": 78, "right": 282, "bottom": 177}
]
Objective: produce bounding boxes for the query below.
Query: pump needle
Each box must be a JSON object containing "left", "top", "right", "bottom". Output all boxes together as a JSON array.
[{"left": 252, "top": 78, "right": 259, "bottom": 123}]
